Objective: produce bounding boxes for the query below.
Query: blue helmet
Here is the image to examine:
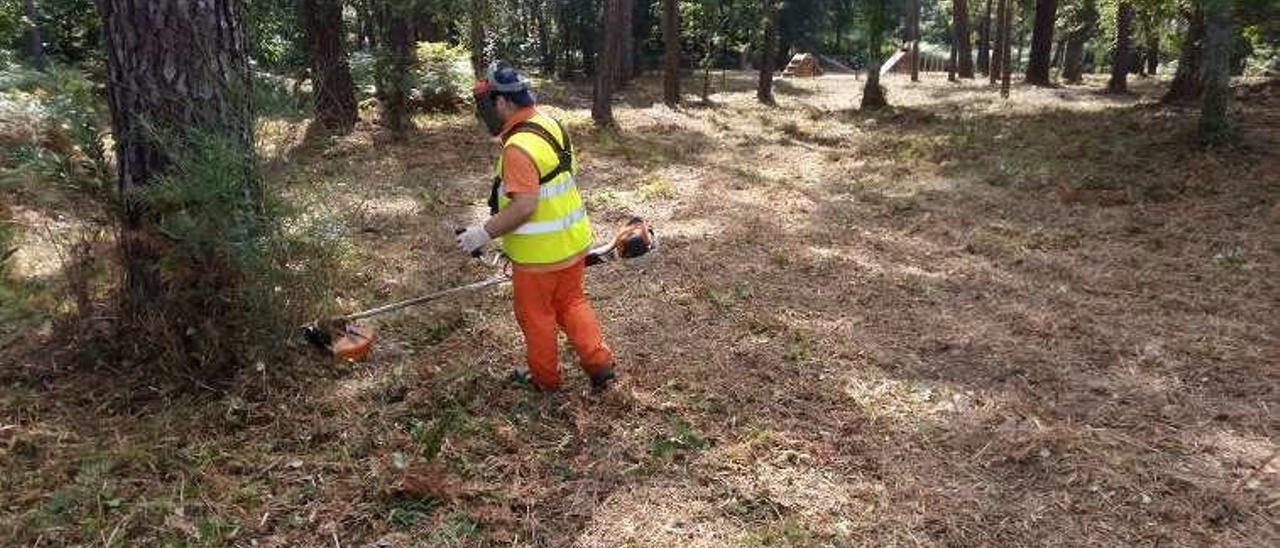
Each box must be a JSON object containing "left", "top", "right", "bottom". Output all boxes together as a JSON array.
[{"left": 484, "top": 62, "right": 535, "bottom": 106}]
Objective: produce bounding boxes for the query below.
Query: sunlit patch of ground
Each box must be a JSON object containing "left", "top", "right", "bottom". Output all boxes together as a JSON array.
[{"left": 2, "top": 72, "right": 1277, "bottom": 546}]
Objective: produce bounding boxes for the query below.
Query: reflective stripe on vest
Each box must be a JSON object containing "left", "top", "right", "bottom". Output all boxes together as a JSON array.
[
  {"left": 495, "top": 113, "right": 593, "bottom": 265},
  {"left": 496, "top": 174, "right": 578, "bottom": 201}
]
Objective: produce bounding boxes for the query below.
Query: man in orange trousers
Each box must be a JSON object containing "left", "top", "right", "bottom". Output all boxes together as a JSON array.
[{"left": 455, "top": 63, "right": 615, "bottom": 391}]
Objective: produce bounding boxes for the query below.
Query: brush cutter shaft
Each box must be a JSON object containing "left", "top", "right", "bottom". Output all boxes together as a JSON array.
[
  {"left": 334, "top": 217, "right": 654, "bottom": 323},
  {"left": 340, "top": 275, "right": 510, "bottom": 322}
]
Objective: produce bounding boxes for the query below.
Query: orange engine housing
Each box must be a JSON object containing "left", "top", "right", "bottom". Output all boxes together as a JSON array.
[{"left": 331, "top": 323, "right": 376, "bottom": 361}]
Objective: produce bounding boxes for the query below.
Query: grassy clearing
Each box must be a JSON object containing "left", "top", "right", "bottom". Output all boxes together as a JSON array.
[{"left": 2, "top": 72, "right": 1278, "bottom": 546}]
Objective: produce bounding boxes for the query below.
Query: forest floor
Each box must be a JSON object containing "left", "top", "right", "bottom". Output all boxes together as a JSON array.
[{"left": 2, "top": 72, "right": 1279, "bottom": 547}]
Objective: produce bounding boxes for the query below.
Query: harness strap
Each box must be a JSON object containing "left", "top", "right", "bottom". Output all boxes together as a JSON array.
[
  {"left": 489, "top": 117, "right": 575, "bottom": 213},
  {"left": 510, "top": 119, "right": 574, "bottom": 184}
]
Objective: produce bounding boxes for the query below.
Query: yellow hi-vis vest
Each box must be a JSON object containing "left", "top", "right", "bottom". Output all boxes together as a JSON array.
[{"left": 493, "top": 113, "right": 593, "bottom": 265}]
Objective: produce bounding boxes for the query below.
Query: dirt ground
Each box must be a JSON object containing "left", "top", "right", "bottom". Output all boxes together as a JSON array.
[{"left": 3, "top": 72, "right": 1278, "bottom": 547}]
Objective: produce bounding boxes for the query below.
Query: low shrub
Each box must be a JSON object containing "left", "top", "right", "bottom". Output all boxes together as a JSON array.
[{"left": 412, "top": 41, "right": 473, "bottom": 112}]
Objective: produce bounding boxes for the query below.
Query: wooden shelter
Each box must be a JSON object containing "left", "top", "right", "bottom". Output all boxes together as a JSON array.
[{"left": 782, "top": 53, "right": 823, "bottom": 77}]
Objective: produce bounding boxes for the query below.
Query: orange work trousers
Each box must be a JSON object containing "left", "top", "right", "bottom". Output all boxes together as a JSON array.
[{"left": 512, "top": 259, "right": 613, "bottom": 390}]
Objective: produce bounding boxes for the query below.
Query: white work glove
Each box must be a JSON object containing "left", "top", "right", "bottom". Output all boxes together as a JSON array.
[{"left": 455, "top": 225, "right": 492, "bottom": 255}]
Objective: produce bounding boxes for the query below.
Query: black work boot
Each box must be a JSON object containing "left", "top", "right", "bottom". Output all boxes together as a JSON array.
[
  {"left": 510, "top": 368, "right": 536, "bottom": 389},
  {"left": 589, "top": 367, "right": 616, "bottom": 392}
]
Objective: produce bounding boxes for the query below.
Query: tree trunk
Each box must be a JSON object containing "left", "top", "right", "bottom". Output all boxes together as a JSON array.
[
  {"left": 909, "top": 0, "right": 920, "bottom": 82},
  {"left": 1025, "top": 0, "right": 1057, "bottom": 85},
  {"left": 992, "top": 0, "right": 1006, "bottom": 84},
  {"left": 978, "top": 0, "right": 992, "bottom": 74},
  {"left": 534, "top": 0, "right": 553, "bottom": 72},
  {"left": 948, "top": 38, "right": 958, "bottom": 81},
  {"left": 1062, "top": 34, "right": 1087, "bottom": 83},
  {"left": 593, "top": 0, "right": 624, "bottom": 125},
  {"left": 757, "top": 0, "right": 778, "bottom": 105},
  {"left": 1145, "top": 28, "right": 1159, "bottom": 74},
  {"left": 662, "top": 0, "right": 680, "bottom": 107},
  {"left": 470, "top": 0, "right": 487, "bottom": 78},
  {"left": 25, "top": 0, "right": 47, "bottom": 71},
  {"left": 1000, "top": 0, "right": 1013, "bottom": 97},
  {"left": 1162, "top": 8, "right": 1204, "bottom": 103},
  {"left": 360, "top": 0, "right": 377, "bottom": 50},
  {"left": 861, "top": 0, "right": 889, "bottom": 109},
  {"left": 304, "top": 0, "right": 357, "bottom": 132},
  {"left": 618, "top": 0, "right": 635, "bottom": 85},
  {"left": 382, "top": 4, "right": 412, "bottom": 136},
  {"left": 1016, "top": 26, "right": 1026, "bottom": 71},
  {"left": 97, "top": 0, "right": 256, "bottom": 320},
  {"left": 1198, "top": 0, "right": 1233, "bottom": 144},
  {"left": 954, "top": 0, "right": 974, "bottom": 77},
  {"left": 1107, "top": 1, "right": 1133, "bottom": 93}
]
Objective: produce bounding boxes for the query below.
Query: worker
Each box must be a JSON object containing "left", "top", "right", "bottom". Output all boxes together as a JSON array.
[{"left": 455, "top": 62, "right": 616, "bottom": 392}]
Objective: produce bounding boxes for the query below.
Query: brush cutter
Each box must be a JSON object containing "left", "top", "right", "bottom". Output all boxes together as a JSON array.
[{"left": 301, "top": 216, "right": 656, "bottom": 361}]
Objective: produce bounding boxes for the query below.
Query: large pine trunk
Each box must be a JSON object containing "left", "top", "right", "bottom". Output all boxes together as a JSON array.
[
  {"left": 1107, "top": 1, "right": 1134, "bottom": 93},
  {"left": 757, "top": 0, "right": 778, "bottom": 105},
  {"left": 662, "top": 0, "right": 680, "bottom": 107},
  {"left": 304, "top": 0, "right": 357, "bottom": 132},
  {"left": 977, "top": 0, "right": 992, "bottom": 74},
  {"left": 1198, "top": 0, "right": 1233, "bottom": 144},
  {"left": 25, "top": 0, "right": 47, "bottom": 71},
  {"left": 1162, "top": 8, "right": 1204, "bottom": 103},
  {"left": 1025, "top": 0, "right": 1057, "bottom": 85},
  {"left": 97, "top": 0, "right": 256, "bottom": 330},
  {"left": 382, "top": 4, "right": 412, "bottom": 136},
  {"left": 954, "top": 0, "right": 975, "bottom": 77},
  {"left": 593, "top": 0, "right": 624, "bottom": 125}
]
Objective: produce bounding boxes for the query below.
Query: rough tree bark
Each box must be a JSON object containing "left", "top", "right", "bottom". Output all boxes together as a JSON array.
[
  {"left": 978, "top": 0, "right": 992, "bottom": 74},
  {"left": 1198, "top": 0, "right": 1234, "bottom": 144},
  {"left": 663, "top": 0, "right": 680, "bottom": 107},
  {"left": 1025, "top": 0, "right": 1057, "bottom": 85},
  {"left": 593, "top": 0, "right": 624, "bottom": 125},
  {"left": 757, "top": 0, "right": 778, "bottom": 106},
  {"left": 96, "top": 0, "right": 256, "bottom": 314},
  {"left": 25, "top": 0, "right": 47, "bottom": 71},
  {"left": 304, "top": 0, "right": 357, "bottom": 132},
  {"left": 1161, "top": 7, "right": 1204, "bottom": 103},
  {"left": 1107, "top": 1, "right": 1134, "bottom": 93},
  {"left": 382, "top": 3, "right": 412, "bottom": 136},
  {"left": 953, "top": 0, "right": 975, "bottom": 77}
]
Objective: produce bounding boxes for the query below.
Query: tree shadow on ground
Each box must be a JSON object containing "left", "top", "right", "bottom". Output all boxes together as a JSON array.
[
  {"left": 554, "top": 88, "right": 1278, "bottom": 544},
  {"left": 4, "top": 73, "right": 1277, "bottom": 547}
]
